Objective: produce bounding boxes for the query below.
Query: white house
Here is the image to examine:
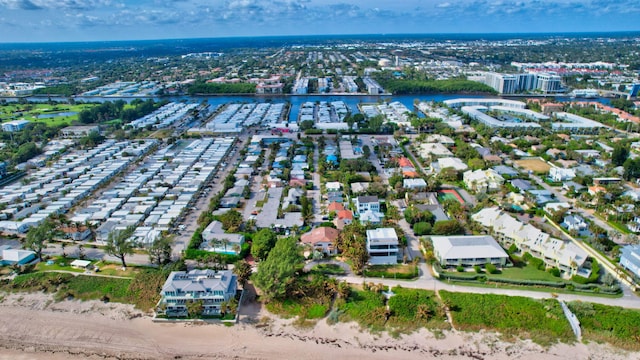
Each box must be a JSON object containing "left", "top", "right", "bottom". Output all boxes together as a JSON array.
[
  {"left": 472, "top": 207, "right": 589, "bottom": 277},
  {"left": 403, "top": 178, "right": 427, "bottom": 190},
  {"left": 431, "top": 235, "right": 508, "bottom": 268},
  {"left": 366, "top": 228, "right": 399, "bottom": 265},
  {"left": 549, "top": 167, "right": 576, "bottom": 182},
  {"left": 561, "top": 214, "right": 588, "bottom": 232},
  {"left": 432, "top": 157, "right": 468, "bottom": 173},
  {"left": 620, "top": 245, "right": 640, "bottom": 278},
  {"left": 462, "top": 169, "right": 505, "bottom": 192},
  {"left": 159, "top": 269, "right": 237, "bottom": 317},
  {"left": 355, "top": 196, "right": 380, "bottom": 215}
]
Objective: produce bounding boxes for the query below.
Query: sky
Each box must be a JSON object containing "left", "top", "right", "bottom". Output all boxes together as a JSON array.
[{"left": 0, "top": 0, "right": 639, "bottom": 43}]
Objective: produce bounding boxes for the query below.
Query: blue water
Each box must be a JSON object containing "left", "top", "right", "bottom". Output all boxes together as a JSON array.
[
  {"left": 14, "top": 94, "right": 612, "bottom": 121},
  {"left": 37, "top": 111, "right": 77, "bottom": 118}
]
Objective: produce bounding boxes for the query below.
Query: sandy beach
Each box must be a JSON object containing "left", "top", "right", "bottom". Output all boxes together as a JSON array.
[{"left": 0, "top": 292, "right": 638, "bottom": 360}]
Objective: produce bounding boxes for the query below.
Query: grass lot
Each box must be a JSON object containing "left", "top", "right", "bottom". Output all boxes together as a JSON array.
[
  {"left": 2, "top": 267, "right": 171, "bottom": 311},
  {"left": 266, "top": 298, "right": 330, "bottom": 320},
  {"left": 515, "top": 158, "right": 551, "bottom": 174},
  {"left": 364, "top": 264, "right": 419, "bottom": 279},
  {"left": 0, "top": 103, "right": 97, "bottom": 127},
  {"left": 440, "top": 291, "right": 575, "bottom": 346},
  {"left": 58, "top": 276, "right": 132, "bottom": 302},
  {"left": 311, "top": 263, "right": 346, "bottom": 275},
  {"left": 35, "top": 257, "right": 85, "bottom": 273},
  {"left": 337, "top": 287, "right": 449, "bottom": 334},
  {"left": 568, "top": 301, "right": 640, "bottom": 351}
]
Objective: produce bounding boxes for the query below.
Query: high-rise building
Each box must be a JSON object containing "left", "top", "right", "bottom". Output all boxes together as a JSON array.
[
  {"left": 484, "top": 72, "right": 518, "bottom": 94},
  {"left": 536, "top": 73, "right": 562, "bottom": 93}
]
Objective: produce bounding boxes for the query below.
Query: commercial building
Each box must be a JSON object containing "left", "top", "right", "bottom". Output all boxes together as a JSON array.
[{"left": 2, "top": 119, "right": 30, "bottom": 132}]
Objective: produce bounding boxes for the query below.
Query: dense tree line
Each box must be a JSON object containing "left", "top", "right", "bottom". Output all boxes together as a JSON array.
[
  {"left": 187, "top": 81, "right": 256, "bottom": 95},
  {"left": 32, "top": 84, "right": 78, "bottom": 97},
  {"left": 0, "top": 122, "right": 65, "bottom": 166},
  {"left": 375, "top": 76, "right": 497, "bottom": 95},
  {"left": 77, "top": 99, "right": 163, "bottom": 124}
]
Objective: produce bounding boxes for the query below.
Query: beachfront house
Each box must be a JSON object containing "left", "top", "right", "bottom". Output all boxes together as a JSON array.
[
  {"left": 366, "top": 228, "right": 399, "bottom": 265},
  {"left": 431, "top": 235, "right": 508, "bottom": 268},
  {"left": 159, "top": 269, "right": 237, "bottom": 317}
]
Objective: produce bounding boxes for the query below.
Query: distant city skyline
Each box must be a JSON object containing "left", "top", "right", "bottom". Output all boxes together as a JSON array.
[{"left": 0, "top": 0, "right": 639, "bottom": 43}]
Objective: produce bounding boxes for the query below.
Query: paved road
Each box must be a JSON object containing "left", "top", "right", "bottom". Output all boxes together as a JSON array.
[{"left": 335, "top": 265, "right": 640, "bottom": 309}]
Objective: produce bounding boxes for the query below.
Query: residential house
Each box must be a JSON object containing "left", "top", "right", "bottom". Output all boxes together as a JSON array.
[
  {"left": 418, "top": 143, "right": 453, "bottom": 159},
  {"left": 549, "top": 167, "right": 576, "bottom": 182},
  {"left": 561, "top": 214, "right": 588, "bottom": 233},
  {"left": 301, "top": 227, "right": 340, "bottom": 255},
  {"left": 493, "top": 165, "right": 519, "bottom": 177},
  {"left": 403, "top": 178, "right": 427, "bottom": 190},
  {"left": 628, "top": 217, "right": 640, "bottom": 233},
  {"left": 527, "top": 189, "right": 554, "bottom": 205},
  {"left": 366, "top": 228, "right": 399, "bottom": 265},
  {"left": 431, "top": 235, "right": 508, "bottom": 268},
  {"left": 326, "top": 182, "right": 342, "bottom": 192},
  {"left": 510, "top": 179, "right": 532, "bottom": 192},
  {"left": 159, "top": 269, "right": 237, "bottom": 317},
  {"left": 350, "top": 182, "right": 370, "bottom": 194},
  {"left": 463, "top": 169, "right": 505, "bottom": 192},
  {"left": 333, "top": 210, "right": 353, "bottom": 229},
  {"left": 327, "top": 202, "right": 345, "bottom": 213},
  {"left": 562, "top": 181, "right": 586, "bottom": 193},
  {"left": 620, "top": 245, "right": 640, "bottom": 278},
  {"left": 432, "top": 157, "right": 468, "bottom": 173},
  {"left": 0, "top": 245, "right": 36, "bottom": 266},
  {"left": 359, "top": 209, "right": 383, "bottom": 225},
  {"left": 60, "top": 225, "right": 92, "bottom": 241},
  {"left": 201, "top": 221, "right": 245, "bottom": 254},
  {"left": 355, "top": 196, "right": 380, "bottom": 215},
  {"left": 544, "top": 202, "right": 571, "bottom": 215}
]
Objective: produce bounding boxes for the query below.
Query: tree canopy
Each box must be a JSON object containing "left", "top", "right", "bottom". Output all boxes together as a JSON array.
[{"left": 252, "top": 237, "right": 303, "bottom": 301}]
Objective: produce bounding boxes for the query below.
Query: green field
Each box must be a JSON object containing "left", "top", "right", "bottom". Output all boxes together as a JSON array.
[
  {"left": 0, "top": 103, "right": 97, "bottom": 127},
  {"left": 440, "top": 291, "right": 575, "bottom": 345}
]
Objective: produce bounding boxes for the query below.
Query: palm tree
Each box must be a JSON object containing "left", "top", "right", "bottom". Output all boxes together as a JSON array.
[
  {"left": 415, "top": 303, "right": 433, "bottom": 320},
  {"left": 221, "top": 239, "right": 230, "bottom": 253}
]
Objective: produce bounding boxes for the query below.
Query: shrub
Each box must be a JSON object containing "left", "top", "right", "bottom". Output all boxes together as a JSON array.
[
  {"left": 413, "top": 222, "right": 432, "bottom": 236},
  {"left": 474, "top": 265, "right": 482, "bottom": 273},
  {"left": 456, "top": 265, "right": 465, "bottom": 272},
  {"left": 485, "top": 263, "right": 499, "bottom": 274},
  {"left": 548, "top": 267, "right": 561, "bottom": 277}
]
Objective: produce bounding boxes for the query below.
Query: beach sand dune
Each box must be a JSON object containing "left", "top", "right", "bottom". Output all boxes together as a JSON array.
[{"left": 0, "top": 292, "right": 637, "bottom": 360}]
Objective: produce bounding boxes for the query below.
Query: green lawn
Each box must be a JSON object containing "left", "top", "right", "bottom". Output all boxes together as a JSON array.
[
  {"left": 0, "top": 103, "right": 97, "bottom": 127},
  {"left": 35, "top": 257, "right": 85, "bottom": 273},
  {"left": 497, "top": 264, "right": 564, "bottom": 282},
  {"left": 364, "top": 264, "right": 419, "bottom": 279},
  {"left": 311, "top": 263, "right": 346, "bottom": 275}
]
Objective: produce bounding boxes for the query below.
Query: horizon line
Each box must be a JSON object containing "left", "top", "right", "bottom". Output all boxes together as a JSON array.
[{"left": 1, "top": 30, "right": 640, "bottom": 46}]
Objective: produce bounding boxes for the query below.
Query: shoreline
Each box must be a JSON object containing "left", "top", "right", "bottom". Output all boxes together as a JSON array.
[{"left": 0, "top": 292, "right": 638, "bottom": 360}]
